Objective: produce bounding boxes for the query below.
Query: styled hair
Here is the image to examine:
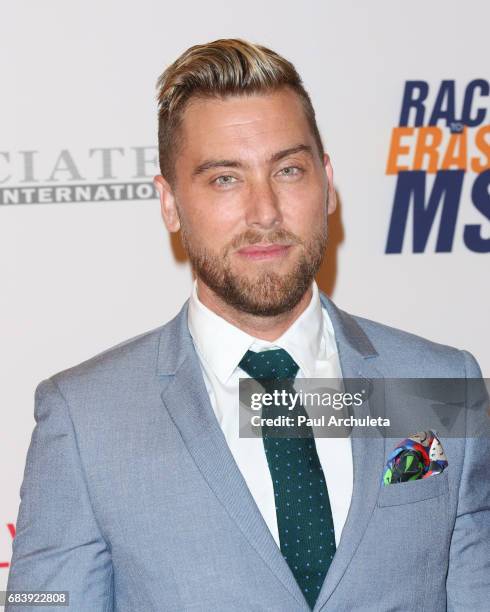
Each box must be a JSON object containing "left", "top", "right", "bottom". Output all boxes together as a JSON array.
[{"left": 156, "top": 38, "right": 324, "bottom": 185}]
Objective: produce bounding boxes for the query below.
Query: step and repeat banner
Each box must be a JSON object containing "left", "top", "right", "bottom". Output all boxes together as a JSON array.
[{"left": 1, "top": 0, "right": 488, "bottom": 582}]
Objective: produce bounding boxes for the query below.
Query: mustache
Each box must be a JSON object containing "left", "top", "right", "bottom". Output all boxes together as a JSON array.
[{"left": 230, "top": 229, "right": 302, "bottom": 251}]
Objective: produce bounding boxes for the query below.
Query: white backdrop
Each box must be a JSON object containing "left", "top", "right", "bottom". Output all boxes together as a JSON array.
[{"left": 1, "top": 0, "right": 489, "bottom": 583}]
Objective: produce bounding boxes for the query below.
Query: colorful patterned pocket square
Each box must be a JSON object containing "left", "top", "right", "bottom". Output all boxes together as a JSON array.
[{"left": 382, "top": 430, "right": 448, "bottom": 485}]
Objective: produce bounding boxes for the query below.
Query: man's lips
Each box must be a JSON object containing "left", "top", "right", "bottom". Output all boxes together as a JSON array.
[{"left": 236, "top": 243, "right": 293, "bottom": 260}]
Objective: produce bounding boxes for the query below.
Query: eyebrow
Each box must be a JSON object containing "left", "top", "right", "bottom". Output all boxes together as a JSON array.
[{"left": 191, "top": 144, "right": 314, "bottom": 177}]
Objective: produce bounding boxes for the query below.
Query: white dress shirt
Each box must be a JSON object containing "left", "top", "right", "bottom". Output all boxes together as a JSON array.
[{"left": 187, "top": 278, "right": 353, "bottom": 548}]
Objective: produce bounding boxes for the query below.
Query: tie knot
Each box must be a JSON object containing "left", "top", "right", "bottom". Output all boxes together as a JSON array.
[{"left": 238, "top": 348, "right": 299, "bottom": 381}]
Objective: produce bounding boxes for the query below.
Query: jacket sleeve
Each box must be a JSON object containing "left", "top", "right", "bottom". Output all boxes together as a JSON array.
[
  {"left": 5, "top": 378, "right": 113, "bottom": 612},
  {"left": 446, "top": 350, "right": 490, "bottom": 611}
]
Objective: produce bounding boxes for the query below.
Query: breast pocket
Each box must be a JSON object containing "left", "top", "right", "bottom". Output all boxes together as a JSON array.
[{"left": 377, "top": 469, "right": 449, "bottom": 507}]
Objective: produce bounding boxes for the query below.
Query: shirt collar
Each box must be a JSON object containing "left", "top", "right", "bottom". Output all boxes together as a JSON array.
[{"left": 187, "top": 278, "right": 327, "bottom": 384}]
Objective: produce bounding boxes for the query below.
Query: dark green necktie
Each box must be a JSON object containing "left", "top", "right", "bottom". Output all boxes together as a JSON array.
[{"left": 238, "top": 348, "right": 336, "bottom": 610}]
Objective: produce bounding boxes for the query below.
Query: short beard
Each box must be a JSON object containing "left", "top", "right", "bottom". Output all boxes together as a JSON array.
[{"left": 180, "top": 219, "right": 328, "bottom": 317}]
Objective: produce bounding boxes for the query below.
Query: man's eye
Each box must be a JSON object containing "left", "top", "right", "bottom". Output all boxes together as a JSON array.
[
  {"left": 213, "top": 175, "right": 237, "bottom": 186},
  {"left": 278, "top": 166, "right": 303, "bottom": 177}
]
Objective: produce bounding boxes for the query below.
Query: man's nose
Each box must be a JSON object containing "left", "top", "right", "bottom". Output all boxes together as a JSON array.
[{"left": 245, "top": 178, "right": 283, "bottom": 229}]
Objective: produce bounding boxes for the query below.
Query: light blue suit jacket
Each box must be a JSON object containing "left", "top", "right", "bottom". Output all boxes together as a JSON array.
[{"left": 6, "top": 291, "right": 490, "bottom": 611}]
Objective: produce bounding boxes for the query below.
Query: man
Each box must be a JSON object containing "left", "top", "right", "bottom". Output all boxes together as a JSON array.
[{"left": 6, "top": 39, "right": 489, "bottom": 611}]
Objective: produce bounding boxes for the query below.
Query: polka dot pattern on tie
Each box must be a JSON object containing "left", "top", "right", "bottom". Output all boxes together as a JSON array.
[{"left": 238, "top": 348, "right": 336, "bottom": 610}]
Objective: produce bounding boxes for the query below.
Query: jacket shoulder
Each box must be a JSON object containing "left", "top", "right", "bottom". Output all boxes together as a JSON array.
[
  {"left": 343, "top": 309, "right": 470, "bottom": 377},
  {"left": 47, "top": 298, "right": 188, "bottom": 387},
  {"left": 40, "top": 324, "right": 163, "bottom": 403}
]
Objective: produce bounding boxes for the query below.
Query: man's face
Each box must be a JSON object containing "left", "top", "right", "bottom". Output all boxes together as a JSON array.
[{"left": 154, "top": 86, "right": 337, "bottom": 316}]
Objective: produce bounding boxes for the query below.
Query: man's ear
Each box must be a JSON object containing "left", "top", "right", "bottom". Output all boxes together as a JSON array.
[
  {"left": 323, "top": 153, "right": 337, "bottom": 215},
  {"left": 153, "top": 174, "right": 181, "bottom": 232}
]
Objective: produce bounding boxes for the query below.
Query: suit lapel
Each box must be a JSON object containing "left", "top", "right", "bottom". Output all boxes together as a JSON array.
[
  {"left": 313, "top": 292, "right": 386, "bottom": 611},
  {"left": 156, "top": 301, "right": 310, "bottom": 610},
  {"left": 156, "top": 292, "right": 386, "bottom": 611}
]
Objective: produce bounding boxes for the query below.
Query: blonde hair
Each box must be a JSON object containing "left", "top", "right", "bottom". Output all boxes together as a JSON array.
[{"left": 156, "top": 38, "right": 324, "bottom": 184}]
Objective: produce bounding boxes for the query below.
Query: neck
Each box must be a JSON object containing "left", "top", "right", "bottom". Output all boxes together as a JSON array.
[{"left": 195, "top": 278, "right": 313, "bottom": 342}]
